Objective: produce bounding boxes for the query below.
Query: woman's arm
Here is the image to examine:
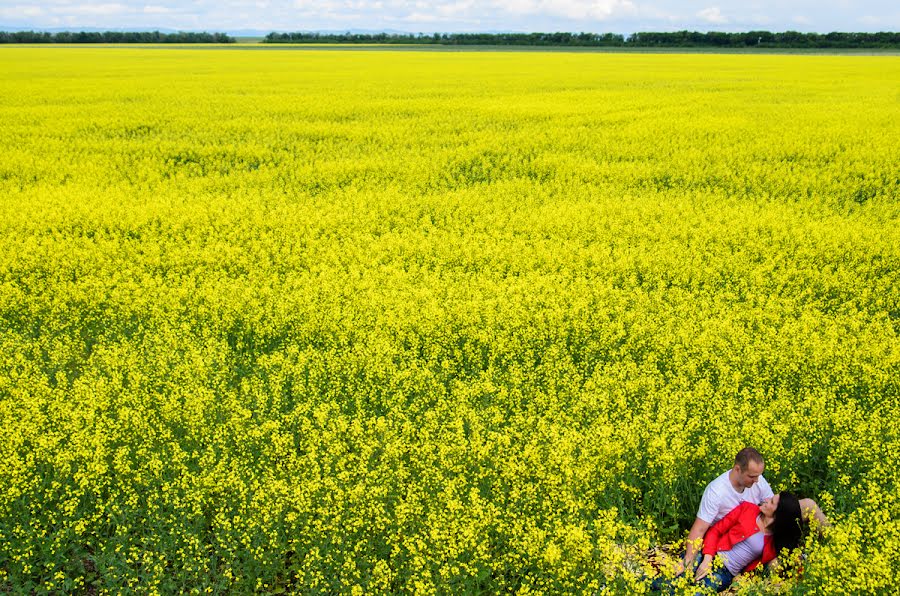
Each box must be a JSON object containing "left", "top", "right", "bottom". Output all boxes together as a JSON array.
[{"left": 799, "top": 498, "right": 830, "bottom": 532}]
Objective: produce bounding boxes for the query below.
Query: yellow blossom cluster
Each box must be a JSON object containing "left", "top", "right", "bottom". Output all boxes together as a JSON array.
[{"left": 0, "top": 47, "right": 898, "bottom": 594}]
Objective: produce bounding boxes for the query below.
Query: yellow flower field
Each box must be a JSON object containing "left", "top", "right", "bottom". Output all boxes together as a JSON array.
[{"left": 0, "top": 47, "right": 898, "bottom": 594}]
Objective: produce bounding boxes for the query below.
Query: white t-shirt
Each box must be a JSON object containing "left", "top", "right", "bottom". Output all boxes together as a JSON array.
[{"left": 697, "top": 470, "right": 774, "bottom": 524}]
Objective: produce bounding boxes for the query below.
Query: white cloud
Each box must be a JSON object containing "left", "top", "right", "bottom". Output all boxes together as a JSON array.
[
  {"left": 696, "top": 6, "right": 728, "bottom": 24},
  {"left": 403, "top": 11, "right": 439, "bottom": 22},
  {"left": 142, "top": 5, "right": 172, "bottom": 14},
  {"left": 0, "top": 5, "right": 44, "bottom": 18},
  {"left": 436, "top": 0, "right": 476, "bottom": 17},
  {"left": 497, "top": 0, "right": 636, "bottom": 21},
  {"left": 857, "top": 13, "right": 899, "bottom": 27},
  {"left": 67, "top": 3, "right": 130, "bottom": 15}
]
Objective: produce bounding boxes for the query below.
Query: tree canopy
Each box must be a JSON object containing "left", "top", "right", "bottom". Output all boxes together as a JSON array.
[
  {"left": 263, "top": 30, "right": 900, "bottom": 48},
  {"left": 0, "top": 31, "right": 235, "bottom": 44}
]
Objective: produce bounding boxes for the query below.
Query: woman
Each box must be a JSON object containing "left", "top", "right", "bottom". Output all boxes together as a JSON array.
[{"left": 692, "top": 491, "right": 804, "bottom": 592}]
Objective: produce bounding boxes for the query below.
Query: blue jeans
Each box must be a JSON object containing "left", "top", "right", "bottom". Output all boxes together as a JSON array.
[
  {"left": 649, "top": 553, "right": 735, "bottom": 594},
  {"left": 694, "top": 563, "right": 735, "bottom": 594},
  {"left": 649, "top": 551, "right": 701, "bottom": 593}
]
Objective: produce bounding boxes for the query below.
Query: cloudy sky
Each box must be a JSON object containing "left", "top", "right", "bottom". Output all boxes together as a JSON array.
[{"left": 1, "top": 1, "right": 897, "bottom": 33}]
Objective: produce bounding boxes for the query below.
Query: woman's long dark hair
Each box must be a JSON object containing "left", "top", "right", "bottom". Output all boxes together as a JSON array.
[{"left": 770, "top": 492, "right": 804, "bottom": 554}]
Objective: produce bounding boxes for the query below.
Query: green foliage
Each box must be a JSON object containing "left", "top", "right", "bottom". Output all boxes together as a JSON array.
[
  {"left": 0, "top": 31, "right": 235, "bottom": 44},
  {"left": 262, "top": 30, "right": 900, "bottom": 49}
]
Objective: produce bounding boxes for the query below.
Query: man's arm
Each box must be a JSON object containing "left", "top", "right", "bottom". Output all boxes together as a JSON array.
[
  {"left": 799, "top": 498, "right": 830, "bottom": 531},
  {"left": 682, "top": 517, "right": 711, "bottom": 569},
  {"left": 694, "top": 503, "right": 747, "bottom": 581},
  {"left": 685, "top": 482, "right": 720, "bottom": 570},
  {"left": 694, "top": 553, "right": 715, "bottom": 581}
]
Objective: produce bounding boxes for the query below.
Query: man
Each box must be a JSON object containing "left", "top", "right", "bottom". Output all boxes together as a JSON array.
[{"left": 680, "top": 447, "right": 828, "bottom": 578}]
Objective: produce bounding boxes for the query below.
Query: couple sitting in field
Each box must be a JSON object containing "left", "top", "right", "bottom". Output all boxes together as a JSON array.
[{"left": 650, "top": 447, "right": 828, "bottom": 593}]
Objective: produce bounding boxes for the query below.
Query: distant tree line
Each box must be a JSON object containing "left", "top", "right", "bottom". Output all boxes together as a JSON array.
[
  {"left": 0, "top": 31, "right": 235, "bottom": 43},
  {"left": 627, "top": 30, "right": 900, "bottom": 47},
  {"left": 265, "top": 32, "right": 626, "bottom": 46},
  {"left": 264, "top": 30, "right": 900, "bottom": 48}
]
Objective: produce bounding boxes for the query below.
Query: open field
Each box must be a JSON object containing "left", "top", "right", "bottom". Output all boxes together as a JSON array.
[{"left": 0, "top": 48, "right": 898, "bottom": 593}]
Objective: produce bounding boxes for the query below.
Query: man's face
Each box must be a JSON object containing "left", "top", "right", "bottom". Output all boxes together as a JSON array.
[{"left": 736, "top": 460, "right": 764, "bottom": 489}]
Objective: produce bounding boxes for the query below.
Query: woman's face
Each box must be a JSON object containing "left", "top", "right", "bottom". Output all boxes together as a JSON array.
[{"left": 760, "top": 493, "right": 780, "bottom": 516}]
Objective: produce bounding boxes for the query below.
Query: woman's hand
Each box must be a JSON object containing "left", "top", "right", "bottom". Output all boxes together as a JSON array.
[{"left": 694, "top": 554, "right": 714, "bottom": 581}]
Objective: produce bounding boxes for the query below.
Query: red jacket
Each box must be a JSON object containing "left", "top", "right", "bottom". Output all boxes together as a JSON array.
[{"left": 702, "top": 501, "right": 777, "bottom": 573}]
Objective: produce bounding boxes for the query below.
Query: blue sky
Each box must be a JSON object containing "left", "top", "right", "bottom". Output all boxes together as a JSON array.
[{"left": 1, "top": 1, "right": 897, "bottom": 33}]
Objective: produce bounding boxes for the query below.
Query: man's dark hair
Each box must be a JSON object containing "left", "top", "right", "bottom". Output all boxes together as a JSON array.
[
  {"left": 771, "top": 492, "right": 804, "bottom": 554},
  {"left": 734, "top": 447, "right": 764, "bottom": 470}
]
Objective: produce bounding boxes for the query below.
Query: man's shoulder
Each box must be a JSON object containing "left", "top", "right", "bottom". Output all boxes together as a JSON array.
[
  {"left": 704, "top": 470, "right": 732, "bottom": 493},
  {"left": 697, "top": 470, "right": 737, "bottom": 523},
  {"left": 700, "top": 470, "right": 732, "bottom": 503}
]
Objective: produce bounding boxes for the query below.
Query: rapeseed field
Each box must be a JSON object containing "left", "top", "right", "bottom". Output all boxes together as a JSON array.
[{"left": 0, "top": 47, "right": 898, "bottom": 594}]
